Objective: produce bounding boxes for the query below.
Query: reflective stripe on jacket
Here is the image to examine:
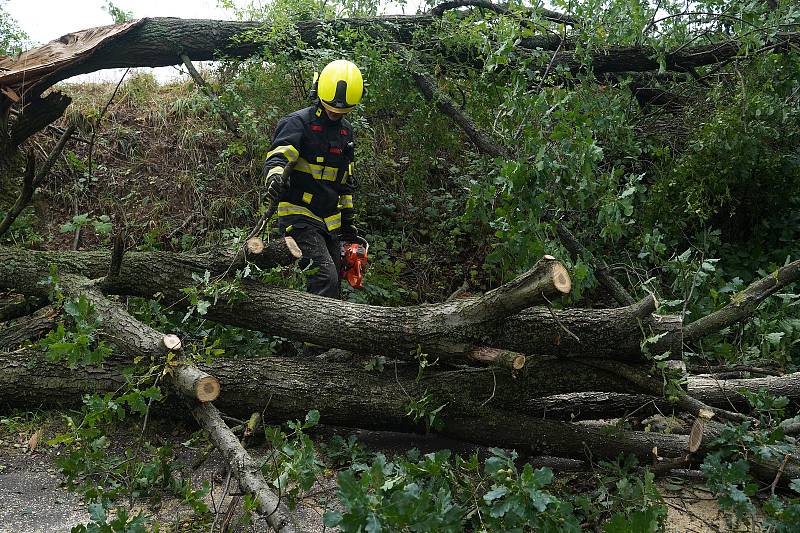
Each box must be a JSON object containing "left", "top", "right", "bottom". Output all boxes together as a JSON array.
[{"left": 262, "top": 105, "right": 355, "bottom": 234}]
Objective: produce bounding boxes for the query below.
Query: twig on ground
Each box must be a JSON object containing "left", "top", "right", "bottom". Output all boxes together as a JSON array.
[
  {"left": 211, "top": 468, "right": 233, "bottom": 533},
  {"left": 769, "top": 453, "right": 791, "bottom": 496}
]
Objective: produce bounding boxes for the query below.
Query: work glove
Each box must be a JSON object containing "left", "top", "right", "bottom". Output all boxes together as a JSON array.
[
  {"left": 264, "top": 172, "right": 286, "bottom": 203},
  {"left": 340, "top": 224, "right": 359, "bottom": 243}
]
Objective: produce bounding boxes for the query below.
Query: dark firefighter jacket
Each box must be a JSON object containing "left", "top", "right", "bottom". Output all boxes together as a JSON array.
[{"left": 262, "top": 105, "right": 355, "bottom": 235}]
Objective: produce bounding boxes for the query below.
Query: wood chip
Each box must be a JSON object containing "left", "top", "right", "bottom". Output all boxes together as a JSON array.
[
  {"left": 28, "top": 428, "right": 44, "bottom": 453},
  {"left": 698, "top": 408, "right": 715, "bottom": 420}
]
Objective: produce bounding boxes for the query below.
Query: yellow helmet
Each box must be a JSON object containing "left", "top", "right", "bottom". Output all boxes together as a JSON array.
[{"left": 316, "top": 60, "right": 363, "bottom": 113}]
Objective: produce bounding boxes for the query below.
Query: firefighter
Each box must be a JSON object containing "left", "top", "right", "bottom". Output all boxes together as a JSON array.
[{"left": 261, "top": 59, "right": 362, "bottom": 312}]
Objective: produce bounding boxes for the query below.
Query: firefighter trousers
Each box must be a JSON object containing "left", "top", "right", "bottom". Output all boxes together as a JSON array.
[{"left": 290, "top": 226, "right": 341, "bottom": 299}]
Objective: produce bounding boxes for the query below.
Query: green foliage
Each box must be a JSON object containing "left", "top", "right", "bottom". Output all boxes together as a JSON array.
[
  {"left": 40, "top": 294, "right": 113, "bottom": 368},
  {"left": 0, "top": 0, "right": 28, "bottom": 55},
  {"left": 324, "top": 447, "right": 665, "bottom": 532},
  {"left": 48, "top": 366, "right": 212, "bottom": 530},
  {"left": 71, "top": 502, "right": 147, "bottom": 533},
  {"left": 649, "top": 53, "right": 800, "bottom": 231},
  {"left": 262, "top": 410, "right": 324, "bottom": 507},
  {"left": 102, "top": 2, "right": 134, "bottom": 24},
  {"left": 701, "top": 390, "right": 799, "bottom": 526},
  {"left": 180, "top": 269, "right": 241, "bottom": 321},
  {"left": 592, "top": 455, "right": 666, "bottom": 532},
  {"left": 59, "top": 214, "right": 113, "bottom": 239},
  {"left": 323, "top": 434, "right": 371, "bottom": 468},
  {"left": 405, "top": 391, "right": 446, "bottom": 432},
  {"left": 0, "top": 208, "right": 43, "bottom": 246}
]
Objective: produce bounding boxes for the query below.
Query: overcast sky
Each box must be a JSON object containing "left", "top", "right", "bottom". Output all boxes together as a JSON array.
[
  {"left": 6, "top": 0, "right": 237, "bottom": 81},
  {"left": 6, "top": 0, "right": 421, "bottom": 82},
  {"left": 8, "top": 0, "right": 232, "bottom": 43}
]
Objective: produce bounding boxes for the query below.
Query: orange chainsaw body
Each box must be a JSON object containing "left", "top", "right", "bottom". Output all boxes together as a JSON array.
[{"left": 341, "top": 239, "right": 368, "bottom": 289}]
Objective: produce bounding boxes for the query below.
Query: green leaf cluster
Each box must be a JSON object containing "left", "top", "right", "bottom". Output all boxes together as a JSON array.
[{"left": 40, "top": 294, "right": 112, "bottom": 368}]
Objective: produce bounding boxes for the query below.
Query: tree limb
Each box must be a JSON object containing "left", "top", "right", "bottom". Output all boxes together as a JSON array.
[
  {"left": 555, "top": 221, "right": 636, "bottom": 306},
  {"left": 577, "top": 359, "right": 752, "bottom": 424},
  {"left": 0, "top": 123, "right": 76, "bottom": 238},
  {"left": 49, "top": 274, "right": 300, "bottom": 531},
  {"left": 179, "top": 53, "right": 240, "bottom": 137},
  {"left": 8, "top": 92, "right": 72, "bottom": 148},
  {"left": 428, "top": 0, "right": 578, "bottom": 26},
  {"left": 682, "top": 259, "right": 800, "bottom": 342},
  {"left": 407, "top": 52, "right": 511, "bottom": 159}
]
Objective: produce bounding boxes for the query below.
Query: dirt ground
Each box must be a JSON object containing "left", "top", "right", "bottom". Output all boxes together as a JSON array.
[
  {"left": 0, "top": 440, "right": 88, "bottom": 533},
  {"left": 0, "top": 419, "right": 757, "bottom": 533},
  {"left": 661, "top": 482, "right": 760, "bottom": 533},
  {"left": 0, "top": 421, "right": 335, "bottom": 533}
]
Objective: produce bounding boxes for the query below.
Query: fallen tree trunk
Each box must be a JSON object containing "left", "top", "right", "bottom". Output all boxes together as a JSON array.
[
  {"left": 688, "top": 372, "right": 800, "bottom": 409},
  {"left": 0, "top": 16, "right": 453, "bottom": 98},
  {"left": 3, "top": 348, "right": 798, "bottom": 482},
  {"left": 521, "top": 392, "right": 668, "bottom": 420},
  {"left": 10, "top": 344, "right": 796, "bottom": 420},
  {"left": 4, "top": 17, "right": 798, "bottom": 103},
  {"left": 0, "top": 246, "right": 588, "bottom": 362},
  {"left": 49, "top": 272, "right": 300, "bottom": 530},
  {"left": 0, "top": 294, "right": 47, "bottom": 322},
  {"left": 0, "top": 305, "right": 58, "bottom": 350},
  {"left": 0, "top": 245, "right": 686, "bottom": 361},
  {"left": 0, "top": 240, "right": 300, "bottom": 296}
]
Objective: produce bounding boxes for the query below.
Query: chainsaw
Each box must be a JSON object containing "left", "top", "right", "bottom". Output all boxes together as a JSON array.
[{"left": 341, "top": 236, "right": 368, "bottom": 289}]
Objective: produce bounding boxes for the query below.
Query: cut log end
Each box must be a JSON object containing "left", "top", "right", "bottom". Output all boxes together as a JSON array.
[
  {"left": 551, "top": 263, "right": 572, "bottom": 295},
  {"left": 162, "top": 334, "right": 182, "bottom": 352},
  {"left": 467, "top": 347, "right": 526, "bottom": 370},
  {"left": 284, "top": 236, "right": 302, "bottom": 259},
  {"left": 196, "top": 375, "right": 221, "bottom": 402},
  {"left": 246, "top": 237, "right": 265, "bottom": 255},
  {"left": 688, "top": 417, "right": 705, "bottom": 453}
]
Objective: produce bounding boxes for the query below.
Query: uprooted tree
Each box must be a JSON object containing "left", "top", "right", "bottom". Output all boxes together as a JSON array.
[{"left": 2, "top": 1, "right": 800, "bottom": 529}]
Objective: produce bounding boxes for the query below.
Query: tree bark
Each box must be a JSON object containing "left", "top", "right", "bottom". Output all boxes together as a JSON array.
[
  {"left": 5, "top": 92, "right": 72, "bottom": 150},
  {"left": 4, "top": 17, "right": 798, "bottom": 103},
  {"left": 681, "top": 259, "right": 800, "bottom": 343},
  {"left": 192, "top": 402, "right": 301, "bottom": 533},
  {"left": 0, "top": 305, "right": 58, "bottom": 350},
  {"left": 0, "top": 294, "right": 46, "bottom": 322},
  {"left": 1, "top": 247, "right": 585, "bottom": 362},
  {"left": 688, "top": 372, "right": 800, "bottom": 409},
  {"left": 521, "top": 392, "right": 668, "bottom": 420},
  {"left": 3, "top": 348, "right": 798, "bottom": 482},
  {"left": 0, "top": 239, "right": 300, "bottom": 296}
]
